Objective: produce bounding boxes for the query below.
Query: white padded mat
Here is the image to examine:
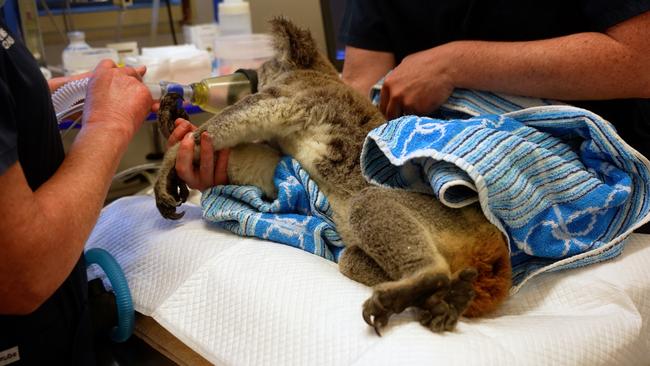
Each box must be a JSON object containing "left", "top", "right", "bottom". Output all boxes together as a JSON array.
[{"left": 87, "top": 196, "right": 650, "bottom": 366}]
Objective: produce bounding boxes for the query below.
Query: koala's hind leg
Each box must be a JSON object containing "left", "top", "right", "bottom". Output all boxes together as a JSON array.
[
  {"left": 339, "top": 245, "right": 390, "bottom": 287},
  {"left": 447, "top": 207, "right": 511, "bottom": 318},
  {"left": 348, "top": 187, "right": 477, "bottom": 333}
]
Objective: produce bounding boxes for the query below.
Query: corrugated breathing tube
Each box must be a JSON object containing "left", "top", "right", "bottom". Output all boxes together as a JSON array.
[
  {"left": 85, "top": 248, "right": 134, "bottom": 343},
  {"left": 52, "top": 77, "right": 90, "bottom": 122}
]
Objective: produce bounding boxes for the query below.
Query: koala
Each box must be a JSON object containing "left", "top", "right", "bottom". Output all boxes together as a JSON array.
[{"left": 154, "top": 17, "right": 511, "bottom": 333}]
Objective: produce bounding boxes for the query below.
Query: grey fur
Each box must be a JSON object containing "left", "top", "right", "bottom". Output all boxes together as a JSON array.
[{"left": 154, "top": 17, "right": 510, "bottom": 333}]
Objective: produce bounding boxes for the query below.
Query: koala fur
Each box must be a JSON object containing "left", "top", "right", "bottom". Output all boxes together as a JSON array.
[{"left": 154, "top": 17, "right": 511, "bottom": 333}]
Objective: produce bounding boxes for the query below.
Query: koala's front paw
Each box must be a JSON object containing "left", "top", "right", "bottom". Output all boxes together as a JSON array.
[
  {"left": 158, "top": 92, "right": 189, "bottom": 139},
  {"left": 154, "top": 168, "right": 189, "bottom": 220}
]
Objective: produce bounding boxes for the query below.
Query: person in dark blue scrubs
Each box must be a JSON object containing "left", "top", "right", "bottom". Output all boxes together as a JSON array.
[
  {"left": 0, "top": 11, "right": 153, "bottom": 364},
  {"left": 340, "top": 0, "right": 650, "bottom": 161},
  {"left": 340, "top": 1, "right": 650, "bottom": 233}
]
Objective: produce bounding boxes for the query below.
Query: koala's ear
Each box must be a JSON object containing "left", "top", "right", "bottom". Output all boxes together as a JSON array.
[{"left": 268, "top": 16, "right": 319, "bottom": 68}]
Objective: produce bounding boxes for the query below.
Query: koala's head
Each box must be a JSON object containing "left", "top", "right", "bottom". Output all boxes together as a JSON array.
[{"left": 257, "top": 17, "right": 338, "bottom": 89}]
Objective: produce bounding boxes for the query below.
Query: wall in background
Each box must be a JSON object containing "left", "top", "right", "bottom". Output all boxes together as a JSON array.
[
  {"left": 248, "top": 0, "right": 327, "bottom": 56},
  {"left": 38, "top": 0, "right": 329, "bottom": 70},
  {"left": 39, "top": 4, "right": 183, "bottom": 68}
]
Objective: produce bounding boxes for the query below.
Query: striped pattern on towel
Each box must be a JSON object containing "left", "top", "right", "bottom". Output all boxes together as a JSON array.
[
  {"left": 362, "top": 89, "right": 650, "bottom": 290},
  {"left": 202, "top": 156, "right": 344, "bottom": 261}
]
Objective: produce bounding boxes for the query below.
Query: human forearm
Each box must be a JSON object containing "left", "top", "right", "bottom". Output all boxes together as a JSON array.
[
  {"left": 443, "top": 32, "right": 650, "bottom": 100},
  {"left": 342, "top": 46, "right": 395, "bottom": 97},
  {"left": 39, "top": 125, "right": 130, "bottom": 247},
  {"left": 0, "top": 126, "right": 131, "bottom": 314},
  {"left": 379, "top": 11, "right": 650, "bottom": 119},
  {"left": 0, "top": 61, "right": 151, "bottom": 314}
]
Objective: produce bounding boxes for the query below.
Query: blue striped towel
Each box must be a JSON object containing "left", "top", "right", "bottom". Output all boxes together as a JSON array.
[
  {"left": 363, "top": 89, "right": 650, "bottom": 290},
  {"left": 201, "top": 156, "right": 345, "bottom": 261}
]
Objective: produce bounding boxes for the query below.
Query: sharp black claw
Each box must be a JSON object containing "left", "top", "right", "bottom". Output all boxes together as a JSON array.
[
  {"left": 167, "top": 210, "right": 185, "bottom": 220},
  {"left": 362, "top": 306, "right": 373, "bottom": 326},
  {"left": 156, "top": 201, "right": 186, "bottom": 220},
  {"left": 373, "top": 323, "right": 382, "bottom": 337}
]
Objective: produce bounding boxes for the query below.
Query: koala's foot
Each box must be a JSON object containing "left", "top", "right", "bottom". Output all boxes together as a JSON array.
[
  {"left": 362, "top": 270, "right": 449, "bottom": 335},
  {"left": 362, "top": 267, "right": 477, "bottom": 335},
  {"left": 418, "top": 267, "right": 477, "bottom": 332},
  {"left": 154, "top": 166, "right": 189, "bottom": 220}
]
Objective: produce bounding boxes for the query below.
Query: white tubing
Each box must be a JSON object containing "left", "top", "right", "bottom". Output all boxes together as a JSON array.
[
  {"left": 56, "top": 103, "right": 85, "bottom": 123},
  {"left": 52, "top": 77, "right": 90, "bottom": 117}
]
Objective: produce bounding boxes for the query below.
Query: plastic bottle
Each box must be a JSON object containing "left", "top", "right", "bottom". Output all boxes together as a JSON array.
[
  {"left": 218, "top": 0, "right": 252, "bottom": 36},
  {"left": 62, "top": 31, "right": 92, "bottom": 76},
  {"left": 156, "top": 69, "right": 257, "bottom": 114},
  {"left": 213, "top": 33, "right": 274, "bottom": 75}
]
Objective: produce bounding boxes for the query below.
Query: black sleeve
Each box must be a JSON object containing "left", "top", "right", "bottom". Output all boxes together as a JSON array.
[
  {"left": 338, "top": 0, "right": 392, "bottom": 52},
  {"left": 580, "top": 0, "right": 650, "bottom": 30},
  {"left": 0, "top": 78, "right": 18, "bottom": 176}
]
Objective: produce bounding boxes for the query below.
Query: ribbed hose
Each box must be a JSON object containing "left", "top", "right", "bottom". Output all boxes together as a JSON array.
[
  {"left": 53, "top": 77, "right": 163, "bottom": 124},
  {"left": 85, "top": 248, "right": 134, "bottom": 343},
  {"left": 52, "top": 77, "right": 90, "bottom": 118}
]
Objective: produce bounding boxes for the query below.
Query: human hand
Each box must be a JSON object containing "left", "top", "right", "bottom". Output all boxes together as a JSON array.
[
  {"left": 81, "top": 60, "right": 153, "bottom": 141},
  {"left": 170, "top": 118, "right": 230, "bottom": 190},
  {"left": 379, "top": 46, "right": 455, "bottom": 119}
]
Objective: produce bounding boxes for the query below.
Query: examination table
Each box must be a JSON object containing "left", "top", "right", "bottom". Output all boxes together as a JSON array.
[{"left": 86, "top": 195, "right": 650, "bottom": 366}]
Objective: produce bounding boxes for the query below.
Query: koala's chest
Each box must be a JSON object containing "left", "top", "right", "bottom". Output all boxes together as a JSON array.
[{"left": 276, "top": 123, "right": 333, "bottom": 167}]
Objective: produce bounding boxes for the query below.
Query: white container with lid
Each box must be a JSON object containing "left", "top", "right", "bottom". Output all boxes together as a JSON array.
[
  {"left": 218, "top": 0, "right": 252, "bottom": 36},
  {"left": 62, "top": 31, "right": 91, "bottom": 76},
  {"left": 213, "top": 33, "right": 274, "bottom": 75},
  {"left": 62, "top": 31, "right": 119, "bottom": 76},
  {"left": 183, "top": 23, "right": 220, "bottom": 53},
  {"left": 129, "top": 44, "right": 212, "bottom": 84}
]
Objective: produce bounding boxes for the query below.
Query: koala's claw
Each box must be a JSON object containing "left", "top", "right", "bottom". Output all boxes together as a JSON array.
[
  {"left": 156, "top": 199, "right": 186, "bottom": 220},
  {"left": 362, "top": 299, "right": 391, "bottom": 337},
  {"left": 154, "top": 168, "right": 189, "bottom": 220}
]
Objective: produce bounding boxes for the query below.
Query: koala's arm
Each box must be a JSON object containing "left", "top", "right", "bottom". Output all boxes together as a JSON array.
[
  {"left": 196, "top": 93, "right": 308, "bottom": 151},
  {"left": 227, "top": 143, "right": 282, "bottom": 200}
]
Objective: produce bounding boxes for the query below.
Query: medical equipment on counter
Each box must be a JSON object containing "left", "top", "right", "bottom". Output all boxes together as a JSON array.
[
  {"left": 134, "top": 44, "right": 212, "bottom": 84},
  {"left": 155, "top": 68, "right": 258, "bottom": 114},
  {"left": 183, "top": 23, "right": 220, "bottom": 53},
  {"left": 62, "top": 31, "right": 119, "bottom": 76},
  {"left": 62, "top": 31, "right": 91, "bottom": 76},
  {"left": 213, "top": 34, "right": 274, "bottom": 75},
  {"left": 218, "top": 0, "right": 252, "bottom": 36},
  {"left": 106, "top": 41, "right": 139, "bottom": 65}
]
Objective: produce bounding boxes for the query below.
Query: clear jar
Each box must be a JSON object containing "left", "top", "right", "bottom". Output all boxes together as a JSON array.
[
  {"left": 218, "top": 0, "right": 252, "bottom": 36},
  {"left": 62, "top": 31, "right": 91, "bottom": 76}
]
